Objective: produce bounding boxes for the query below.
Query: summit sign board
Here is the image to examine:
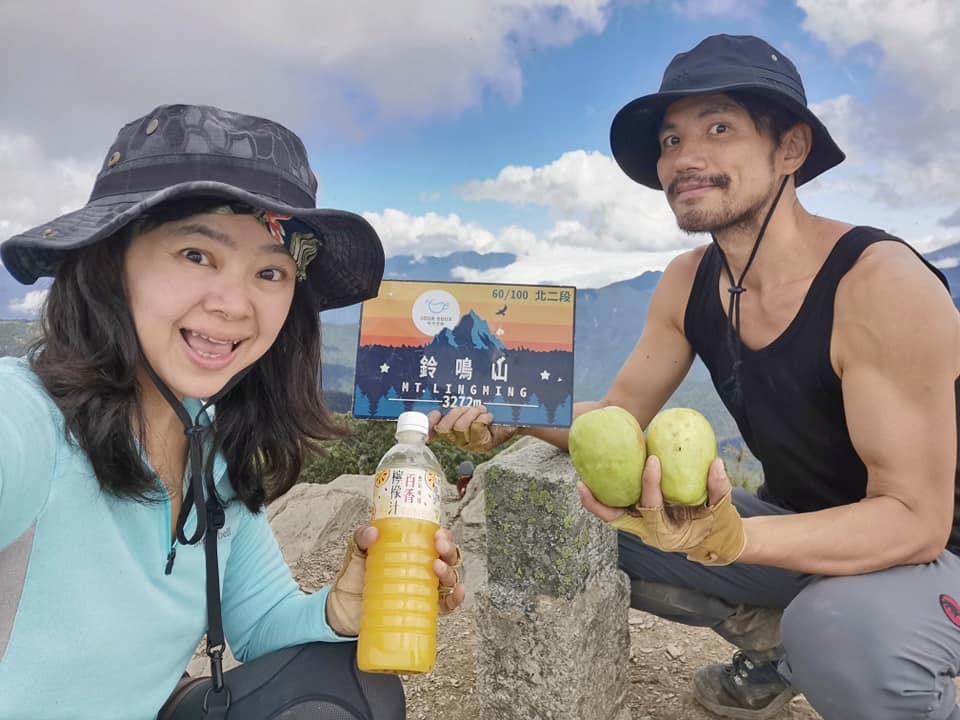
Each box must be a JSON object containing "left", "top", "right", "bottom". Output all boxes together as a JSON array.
[{"left": 353, "top": 280, "right": 576, "bottom": 428}]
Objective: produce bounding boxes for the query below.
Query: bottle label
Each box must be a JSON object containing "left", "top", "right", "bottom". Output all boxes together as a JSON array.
[{"left": 373, "top": 467, "right": 442, "bottom": 523}]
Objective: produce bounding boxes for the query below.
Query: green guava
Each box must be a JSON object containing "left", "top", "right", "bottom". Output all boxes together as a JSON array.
[
  {"left": 645, "top": 408, "right": 716, "bottom": 506},
  {"left": 568, "top": 406, "right": 646, "bottom": 507}
]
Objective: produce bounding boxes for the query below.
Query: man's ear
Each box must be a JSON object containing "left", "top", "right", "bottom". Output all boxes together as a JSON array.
[{"left": 779, "top": 122, "right": 813, "bottom": 176}]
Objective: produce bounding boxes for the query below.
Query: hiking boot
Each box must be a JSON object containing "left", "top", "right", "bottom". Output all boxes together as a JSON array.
[{"left": 692, "top": 651, "right": 799, "bottom": 719}]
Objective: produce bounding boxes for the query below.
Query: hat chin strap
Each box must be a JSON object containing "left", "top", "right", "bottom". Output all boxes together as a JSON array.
[
  {"left": 141, "top": 357, "right": 251, "bottom": 710},
  {"left": 712, "top": 174, "right": 790, "bottom": 405},
  {"left": 139, "top": 358, "right": 251, "bottom": 545}
]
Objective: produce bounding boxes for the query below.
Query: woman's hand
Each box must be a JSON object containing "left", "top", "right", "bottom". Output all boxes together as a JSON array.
[
  {"left": 326, "top": 525, "right": 466, "bottom": 636},
  {"left": 325, "top": 526, "right": 374, "bottom": 637}
]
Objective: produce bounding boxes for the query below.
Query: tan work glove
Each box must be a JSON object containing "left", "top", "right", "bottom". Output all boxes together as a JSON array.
[
  {"left": 325, "top": 538, "right": 366, "bottom": 636},
  {"left": 428, "top": 407, "right": 518, "bottom": 452},
  {"left": 609, "top": 489, "right": 746, "bottom": 566},
  {"left": 578, "top": 455, "right": 746, "bottom": 567},
  {"left": 327, "top": 528, "right": 467, "bottom": 635}
]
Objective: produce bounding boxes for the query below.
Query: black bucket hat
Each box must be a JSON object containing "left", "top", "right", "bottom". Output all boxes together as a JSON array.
[
  {"left": 1, "top": 104, "right": 384, "bottom": 311},
  {"left": 610, "top": 34, "right": 845, "bottom": 190}
]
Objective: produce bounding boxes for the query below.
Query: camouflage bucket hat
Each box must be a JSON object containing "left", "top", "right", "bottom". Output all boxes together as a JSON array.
[{"left": 1, "top": 104, "right": 384, "bottom": 311}]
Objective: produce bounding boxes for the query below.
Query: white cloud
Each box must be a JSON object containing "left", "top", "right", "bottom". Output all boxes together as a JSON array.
[
  {"left": 453, "top": 245, "right": 681, "bottom": 287},
  {"left": 459, "top": 150, "right": 687, "bottom": 252},
  {"left": 799, "top": 0, "right": 960, "bottom": 208},
  {"left": 799, "top": 0, "right": 958, "bottom": 112},
  {"left": 670, "top": 0, "right": 768, "bottom": 20},
  {"left": 888, "top": 227, "right": 959, "bottom": 255},
  {"left": 367, "top": 204, "right": 684, "bottom": 288},
  {"left": 9, "top": 289, "right": 48, "bottom": 315},
  {"left": 0, "top": 0, "right": 612, "bottom": 153},
  {"left": 367, "top": 150, "right": 705, "bottom": 287},
  {"left": 809, "top": 95, "right": 858, "bottom": 163},
  {"left": 0, "top": 129, "right": 97, "bottom": 242},
  {"left": 0, "top": 0, "right": 616, "bottom": 251},
  {"left": 364, "top": 209, "right": 507, "bottom": 257},
  {"left": 942, "top": 208, "right": 960, "bottom": 228}
]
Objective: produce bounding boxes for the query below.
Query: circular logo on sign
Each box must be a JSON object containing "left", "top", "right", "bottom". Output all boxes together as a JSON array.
[{"left": 411, "top": 290, "right": 460, "bottom": 337}]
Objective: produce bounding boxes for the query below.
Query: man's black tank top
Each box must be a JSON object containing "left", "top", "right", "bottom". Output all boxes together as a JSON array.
[{"left": 683, "top": 226, "right": 960, "bottom": 555}]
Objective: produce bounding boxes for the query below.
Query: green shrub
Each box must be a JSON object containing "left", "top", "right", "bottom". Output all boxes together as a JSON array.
[{"left": 300, "top": 413, "right": 503, "bottom": 485}]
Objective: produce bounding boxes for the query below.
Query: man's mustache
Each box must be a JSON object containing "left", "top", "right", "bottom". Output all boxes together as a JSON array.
[{"left": 667, "top": 174, "right": 730, "bottom": 198}]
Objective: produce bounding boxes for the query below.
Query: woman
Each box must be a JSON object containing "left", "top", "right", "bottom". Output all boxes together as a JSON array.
[{"left": 0, "top": 104, "right": 465, "bottom": 720}]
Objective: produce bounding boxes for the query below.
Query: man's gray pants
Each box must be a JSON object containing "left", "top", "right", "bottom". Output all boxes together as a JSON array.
[{"left": 618, "top": 488, "right": 960, "bottom": 720}]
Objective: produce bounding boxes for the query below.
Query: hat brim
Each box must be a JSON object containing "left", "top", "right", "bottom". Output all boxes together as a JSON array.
[
  {"left": 1, "top": 180, "right": 384, "bottom": 311},
  {"left": 609, "top": 83, "right": 845, "bottom": 190}
]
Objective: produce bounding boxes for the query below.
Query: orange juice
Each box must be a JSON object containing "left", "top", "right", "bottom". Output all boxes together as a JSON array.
[
  {"left": 357, "top": 412, "right": 444, "bottom": 673},
  {"left": 357, "top": 515, "right": 440, "bottom": 673}
]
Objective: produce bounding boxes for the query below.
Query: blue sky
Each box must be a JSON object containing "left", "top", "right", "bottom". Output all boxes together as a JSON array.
[{"left": 1, "top": 0, "right": 958, "bottom": 315}]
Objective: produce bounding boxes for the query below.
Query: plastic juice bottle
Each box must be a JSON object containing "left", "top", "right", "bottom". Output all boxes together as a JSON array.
[{"left": 357, "top": 411, "right": 444, "bottom": 674}]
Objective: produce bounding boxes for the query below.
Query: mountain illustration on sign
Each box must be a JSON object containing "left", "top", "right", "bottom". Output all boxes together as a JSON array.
[
  {"left": 430, "top": 310, "right": 505, "bottom": 351},
  {"left": 354, "top": 308, "right": 572, "bottom": 427}
]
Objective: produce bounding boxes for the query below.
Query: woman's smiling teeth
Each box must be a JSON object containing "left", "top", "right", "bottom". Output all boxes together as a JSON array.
[{"left": 182, "top": 329, "right": 242, "bottom": 358}]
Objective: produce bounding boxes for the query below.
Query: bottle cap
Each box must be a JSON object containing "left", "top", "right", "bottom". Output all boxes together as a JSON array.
[{"left": 397, "top": 411, "right": 430, "bottom": 436}]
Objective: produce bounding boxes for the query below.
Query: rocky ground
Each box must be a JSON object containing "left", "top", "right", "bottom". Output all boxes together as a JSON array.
[
  {"left": 388, "top": 596, "right": 820, "bottom": 720},
  {"left": 195, "top": 474, "right": 957, "bottom": 720},
  {"left": 183, "top": 466, "right": 960, "bottom": 720},
  {"left": 291, "top": 536, "right": 820, "bottom": 720}
]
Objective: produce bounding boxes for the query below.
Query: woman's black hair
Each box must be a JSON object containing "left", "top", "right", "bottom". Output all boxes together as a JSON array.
[{"left": 29, "top": 197, "right": 346, "bottom": 511}]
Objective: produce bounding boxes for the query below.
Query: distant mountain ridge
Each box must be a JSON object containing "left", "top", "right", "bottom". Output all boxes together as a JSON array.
[
  {"left": 4, "top": 242, "right": 959, "bottom": 320},
  {"left": 3, "top": 240, "right": 960, "bottom": 487},
  {"left": 921, "top": 243, "right": 960, "bottom": 306}
]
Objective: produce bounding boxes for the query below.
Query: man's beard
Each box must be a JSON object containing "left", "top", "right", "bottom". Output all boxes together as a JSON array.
[{"left": 668, "top": 164, "right": 779, "bottom": 235}]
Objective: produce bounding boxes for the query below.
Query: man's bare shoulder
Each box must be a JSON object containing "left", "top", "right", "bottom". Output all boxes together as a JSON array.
[
  {"left": 659, "top": 244, "right": 710, "bottom": 290},
  {"left": 834, "top": 235, "right": 959, "bottom": 374},
  {"left": 648, "top": 245, "right": 713, "bottom": 327},
  {"left": 841, "top": 238, "right": 951, "bottom": 306}
]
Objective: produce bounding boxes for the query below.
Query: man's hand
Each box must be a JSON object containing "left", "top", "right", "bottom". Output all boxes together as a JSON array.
[
  {"left": 577, "top": 456, "right": 746, "bottom": 566},
  {"left": 428, "top": 405, "right": 519, "bottom": 452}
]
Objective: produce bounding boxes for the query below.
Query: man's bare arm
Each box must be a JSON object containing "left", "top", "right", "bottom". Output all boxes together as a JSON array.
[
  {"left": 741, "top": 242, "right": 959, "bottom": 574},
  {"left": 430, "top": 248, "right": 703, "bottom": 451}
]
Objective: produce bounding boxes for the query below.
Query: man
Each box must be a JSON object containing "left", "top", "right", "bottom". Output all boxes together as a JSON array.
[
  {"left": 456, "top": 460, "right": 475, "bottom": 499},
  {"left": 430, "top": 35, "right": 960, "bottom": 720}
]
